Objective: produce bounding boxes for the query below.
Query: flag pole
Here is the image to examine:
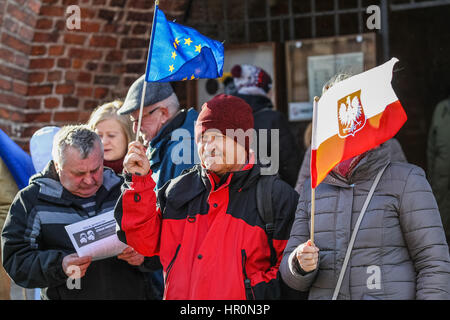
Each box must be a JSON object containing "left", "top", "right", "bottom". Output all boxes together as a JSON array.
[
  {"left": 311, "top": 187, "right": 315, "bottom": 244},
  {"left": 135, "top": 0, "right": 159, "bottom": 142},
  {"left": 310, "top": 96, "right": 319, "bottom": 245}
]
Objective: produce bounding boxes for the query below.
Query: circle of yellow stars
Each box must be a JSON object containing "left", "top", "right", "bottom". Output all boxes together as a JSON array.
[{"left": 169, "top": 37, "right": 203, "bottom": 80}]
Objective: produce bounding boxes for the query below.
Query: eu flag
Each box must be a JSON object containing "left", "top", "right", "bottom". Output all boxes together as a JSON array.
[{"left": 145, "top": 6, "right": 224, "bottom": 82}]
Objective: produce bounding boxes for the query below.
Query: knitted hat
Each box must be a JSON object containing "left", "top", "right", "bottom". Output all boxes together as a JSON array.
[
  {"left": 231, "top": 64, "right": 272, "bottom": 96},
  {"left": 195, "top": 94, "right": 254, "bottom": 153}
]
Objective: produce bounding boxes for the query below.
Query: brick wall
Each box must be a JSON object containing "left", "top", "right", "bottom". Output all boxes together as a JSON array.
[
  {"left": 0, "top": 0, "right": 39, "bottom": 149},
  {"left": 1, "top": 0, "right": 448, "bottom": 172},
  {"left": 0, "top": 0, "right": 189, "bottom": 151}
]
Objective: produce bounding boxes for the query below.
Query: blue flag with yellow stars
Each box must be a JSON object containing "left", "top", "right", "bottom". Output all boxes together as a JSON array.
[{"left": 145, "top": 6, "right": 224, "bottom": 82}]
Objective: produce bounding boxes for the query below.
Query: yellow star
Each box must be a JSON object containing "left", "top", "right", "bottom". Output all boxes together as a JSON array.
[
  {"left": 169, "top": 64, "right": 174, "bottom": 72},
  {"left": 171, "top": 51, "right": 177, "bottom": 59},
  {"left": 195, "top": 44, "right": 202, "bottom": 53},
  {"left": 184, "top": 38, "right": 192, "bottom": 46},
  {"left": 173, "top": 38, "right": 179, "bottom": 49},
  {"left": 190, "top": 74, "right": 195, "bottom": 80}
]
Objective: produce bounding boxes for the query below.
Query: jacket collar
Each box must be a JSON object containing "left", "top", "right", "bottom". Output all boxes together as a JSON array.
[
  {"left": 164, "top": 158, "right": 260, "bottom": 211},
  {"left": 150, "top": 109, "right": 188, "bottom": 148},
  {"left": 322, "top": 142, "right": 391, "bottom": 187},
  {"left": 148, "top": 108, "right": 198, "bottom": 166},
  {"left": 200, "top": 153, "right": 260, "bottom": 193},
  {"left": 234, "top": 93, "right": 273, "bottom": 113},
  {"left": 31, "top": 160, "right": 121, "bottom": 204}
]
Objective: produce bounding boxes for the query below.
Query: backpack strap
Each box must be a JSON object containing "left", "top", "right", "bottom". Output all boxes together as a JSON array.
[
  {"left": 256, "top": 174, "right": 276, "bottom": 236},
  {"left": 256, "top": 174, "right": 277, "bottom": 266}
]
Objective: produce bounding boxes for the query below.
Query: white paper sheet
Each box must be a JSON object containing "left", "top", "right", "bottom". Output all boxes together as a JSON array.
[{"left": 65, "top": 210, "right": 127, "bottom": 261}]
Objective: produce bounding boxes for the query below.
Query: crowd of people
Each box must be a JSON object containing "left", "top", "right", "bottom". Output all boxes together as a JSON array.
[{"left": 0, "top": 65, "right": 449, "bottom": 300}]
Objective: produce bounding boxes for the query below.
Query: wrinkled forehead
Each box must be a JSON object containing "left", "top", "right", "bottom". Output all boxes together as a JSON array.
[{"left": 61, "top": 142, "right": 103, "bottom": 165}]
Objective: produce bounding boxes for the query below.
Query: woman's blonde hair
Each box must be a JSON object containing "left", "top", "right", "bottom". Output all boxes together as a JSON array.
[{"left": 87, "top": 100, "right": 134, "bottom": 145}]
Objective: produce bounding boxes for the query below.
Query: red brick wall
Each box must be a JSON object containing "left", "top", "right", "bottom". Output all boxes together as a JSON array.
[
  {"left": 0, "top": 0, "right": 39, "bottom": 149},
  {"left": 3, "top": 0, "right": 447, "bottom": 172},
  {"left": 0, "top": 0, "right": 189, "bottom": 151}
]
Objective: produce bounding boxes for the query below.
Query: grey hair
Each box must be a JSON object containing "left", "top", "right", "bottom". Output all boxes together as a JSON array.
[
  {"left": 52, "top": 125, "right": 103, "bottom": 166},
  {"left": 322, "top": 73, "right": 353, "bottom": 94},
  {"left": 164, "top": 92, "right": 180, "bottom": 115}
]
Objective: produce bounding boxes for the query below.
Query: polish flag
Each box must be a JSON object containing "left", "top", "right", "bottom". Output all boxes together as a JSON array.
[{"left": 311, "top": 58, "right": 407, "bottom": 188}]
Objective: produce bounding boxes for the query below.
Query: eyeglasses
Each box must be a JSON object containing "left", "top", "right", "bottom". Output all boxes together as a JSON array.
[
  {"left": 131, "top": 107, "right": 161, "bottom": 124},
  {"left": 147, "top": 107, "right": 161, "bottom": 116}
]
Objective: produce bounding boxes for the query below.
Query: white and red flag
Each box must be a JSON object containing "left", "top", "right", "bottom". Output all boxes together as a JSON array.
[{"left": 310, "top": 58, "right": 407, "bottom": 188}]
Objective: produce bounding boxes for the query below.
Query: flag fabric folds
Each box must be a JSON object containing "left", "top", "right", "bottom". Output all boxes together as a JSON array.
[
  {"left": 0, "top": 129, "right": 35, "bottom": 189},
  {"left": 310, "top": 57, "right": 407, "bottom": 188},
  {"left": 145, "top": 5, "right": 224, "bottom": 82}
]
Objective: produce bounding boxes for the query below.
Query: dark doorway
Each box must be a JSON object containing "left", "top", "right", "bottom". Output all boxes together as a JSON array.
[{"left": 390, "top": 5, "right": 450, "bottom": 171}]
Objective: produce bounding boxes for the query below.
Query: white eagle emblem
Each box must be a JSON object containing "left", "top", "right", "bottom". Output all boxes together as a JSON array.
[{"left": 337, "top": 90, "right": 366, "bottom": 138}]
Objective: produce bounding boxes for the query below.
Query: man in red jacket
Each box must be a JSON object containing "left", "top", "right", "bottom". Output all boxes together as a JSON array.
[{"left": 115, "top": 94, "right": 299, "bottom": 299}]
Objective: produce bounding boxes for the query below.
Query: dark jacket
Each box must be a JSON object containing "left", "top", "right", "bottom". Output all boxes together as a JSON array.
[
  {"left": 148, "top": 108, "right": 199, "bottom": 189},
  {"left": 280, "top": 143, "right": 450, "bottom": 300},
  {"left": 1, "top": 161, "right": 149, "bottom": 300},
  {"left": 235, "top": 94, "right": 301, "bottom": 188},
  {"left": 115, "top": 161, "right": 299, "bottom": 300}
]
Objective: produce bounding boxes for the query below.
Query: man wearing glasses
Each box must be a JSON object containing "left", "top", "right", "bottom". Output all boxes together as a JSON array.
[
  {"left": 118, "top": 75, "right": 199, "bottom": 190},
  {"left": 117, "top": 75, "right": 199, "bottom": 299}
]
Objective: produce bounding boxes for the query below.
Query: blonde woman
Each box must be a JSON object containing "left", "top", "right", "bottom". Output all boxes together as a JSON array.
[{"left": 88, "top": 100, "right": 134, "bottom": 174}]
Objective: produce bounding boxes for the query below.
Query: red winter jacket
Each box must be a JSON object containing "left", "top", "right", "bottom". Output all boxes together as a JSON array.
[{"left": 115, "top": 163, "right": 299, "bottom": 300}]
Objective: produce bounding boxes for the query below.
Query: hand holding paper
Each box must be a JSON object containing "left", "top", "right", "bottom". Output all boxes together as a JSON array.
[
  {"left": 65, "top": 210, "right": 128, "bottom": 261},
  {"left": 117, "top": 247, "right": 145, "bottom": 266},
  {"left": 62, "top": 253, "right": 92, "bottom": 279}
]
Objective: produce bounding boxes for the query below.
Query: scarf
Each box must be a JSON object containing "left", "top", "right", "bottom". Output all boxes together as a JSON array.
[
  {"left": 332, "top": 152, "right": 367, "bottom": 180},
  {"left": 103, "top": 157, "right": 124, "bottom": 174}
]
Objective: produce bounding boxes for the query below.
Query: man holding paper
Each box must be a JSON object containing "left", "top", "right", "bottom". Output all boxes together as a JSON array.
[
  {"left": 280, "top": 59, "right": 450, "bottom": 299},
  {"left": 1, "top": 125, "right": 149, "bottom": 299}
]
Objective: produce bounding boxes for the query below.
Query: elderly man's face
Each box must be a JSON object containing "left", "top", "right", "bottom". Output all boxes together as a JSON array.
[
  {"left": 197, "top": 130, "right": 247, "bottom": 177},
  {"left": 55, "top": 141, "right": 104, "bottom": 198},
  {"left": 130, "top": 101, "right": 171, "bottom": 146}
]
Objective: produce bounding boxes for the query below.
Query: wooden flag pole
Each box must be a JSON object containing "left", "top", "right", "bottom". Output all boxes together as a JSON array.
[
  {"left": 310, "top": 96, "right": 319, "bottom": 244},
  {"left": 135, "top": 0, "right": 159, "bottom": 142},
  {"left": 135, "top": 81, "right": 148, "bottom": 142},
  {"left": 311, "top": 187, "right": 315, "bottom": 244}
]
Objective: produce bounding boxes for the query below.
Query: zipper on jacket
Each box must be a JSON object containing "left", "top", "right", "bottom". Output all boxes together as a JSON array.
[
  {"left": 241, "top": 249, "right": 255, "bottom": 300},
  {"left": 165, "top": 244, "right": 181, "bottom": 281}
]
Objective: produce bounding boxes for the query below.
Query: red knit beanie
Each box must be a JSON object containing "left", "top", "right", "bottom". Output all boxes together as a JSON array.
[{"left": 195, "top": 94, "right": 254, "bottom": 153}]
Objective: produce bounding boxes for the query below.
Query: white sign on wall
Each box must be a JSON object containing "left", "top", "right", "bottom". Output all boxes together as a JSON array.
[
  {"left": 307, "top": 52, "right": 364, "bottom": 102},
  {"left": 288, "top": 102, "right": 313, "bottom": 121}
]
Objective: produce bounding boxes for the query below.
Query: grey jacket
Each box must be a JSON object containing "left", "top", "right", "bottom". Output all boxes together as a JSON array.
[{"left": 281, "top": 143, "right": 450, "bottom": 300}]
